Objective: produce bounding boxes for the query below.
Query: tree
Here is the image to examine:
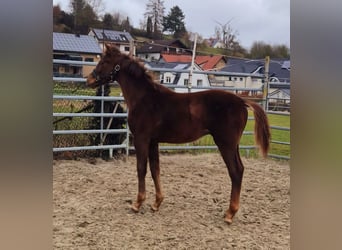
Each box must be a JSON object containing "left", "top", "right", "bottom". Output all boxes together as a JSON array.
[
  {"left": 112, "top": 12, "right": 124, "bottom": 28},
  {"left": 70, "top": 0, "right": 86, "bottom": 30},
  {"left": 102, "top": 13, "right": 115, "bottom": 29},
  {"left": 87, "top": 0, "right": 105, "bottom": 18},
  {"left": 249, "top": 41, "right": 290, "bottom": 58},
  {"left": 121, "top": 17, "right": 132, "bottom": 32},
  {"left": 230, "top": 42, "right": 247, "bottom": 57},
  {"left": 70, "top": 0, "right": 97, "bottom": 34},
  {"left": 53, "top": 4, "right": 73, "bottom": 33},
  {"left": 144, "top": 0, "right": 165, "bottom": 39},
  {"left": 146, "top": 16, "right": 153, "bottom": 38},
  {"left": 272, "top": 44, "right": 290, "bottom": 58},
  {"left": 53, "top": 5, "right": 62, "bottom": 25},
  {"left": 214, "top": 19, "right": 239, "bottom": 51},
  {"left": 162, "top": 5, "right": 186, "bottom": 38}
]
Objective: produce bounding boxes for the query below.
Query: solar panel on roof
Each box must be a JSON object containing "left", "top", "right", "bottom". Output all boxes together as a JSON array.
[
  {"left": 53, "top": 32, "right": 102, "bottom": 54},
  {"left": 91, "top": 28, "right": 133, "bottom": 42}
]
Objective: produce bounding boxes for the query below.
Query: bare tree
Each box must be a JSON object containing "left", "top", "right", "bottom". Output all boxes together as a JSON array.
[
  {"left": 214, "top": 18, "right": 239, "bottom": 50},
  {"left": 249, "top": 41, "right": 290, "bottom": 59},
  {"left": 112, "top": 12, "right": 125, "bottom": 27},
  {"left": 87, "top": 0, "right": 105, "bottom": 18},
  {"left": 144, "top": 0, "right": 165, "bottom": 38}
]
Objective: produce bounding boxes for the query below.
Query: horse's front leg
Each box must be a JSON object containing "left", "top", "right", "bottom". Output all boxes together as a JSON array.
[
  {"left": 131, "top": 139, "right": 149, "bottom": 212},
  {"left": 149, "top": 141, "right": 164, "bottom": 211}
]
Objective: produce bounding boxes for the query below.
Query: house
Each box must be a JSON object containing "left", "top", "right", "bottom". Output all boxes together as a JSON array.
[
  {"left": 267, "top": 59, "right": 290, "bottom": 110},
  {"left": 88, "top": 28, "right": 135, "bottom": 55},
  {"left": 145, "top": 61, "right": 210, "bottom": 93},
  {"left": 268, "top": 88, "right": 290, "bottom": 111},
  {"left": 219, "top": 58, "right": 291, "bottom": 86},
  {"left": 212, "top": 41, "right": 225, "bottom": 49},
  {"left": 136, "top": 39, "right": 190, "bottom": 62},
  {"left": 217, "top": 58, "right": 264, "bottom": 94},
  {"left": 204, "top": 38, "right": 225, "bottom": 48},
  {"left": 268, "top": 59, "right": 290, "bottom": 83},
  {"left": 160, "top": 54, "right": 227, "bottom": 71},
  {"left": 218, "top": 57, "right": 290, "bottom": 99},
  {"left": 53, "top": 32, "right": 102, "bottom": 77},
  {"left": 268, "top": 88, "right": 290, "bottom": 102}
]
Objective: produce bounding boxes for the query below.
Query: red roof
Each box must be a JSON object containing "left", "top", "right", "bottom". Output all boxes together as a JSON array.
[{"left": 161, "top": 54, "right": 226, "bottom": 70}]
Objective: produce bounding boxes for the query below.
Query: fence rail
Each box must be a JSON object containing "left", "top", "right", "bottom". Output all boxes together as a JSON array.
[{"left": 53, "top": 59, "right": 290, "bottom": 160}]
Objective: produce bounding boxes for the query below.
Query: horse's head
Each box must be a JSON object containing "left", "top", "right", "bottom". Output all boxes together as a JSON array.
[{"left": 86, "top": 44, "right": 122, "bottom": 88}]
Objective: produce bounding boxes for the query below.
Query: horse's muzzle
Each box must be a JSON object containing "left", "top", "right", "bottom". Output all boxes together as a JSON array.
[
  {"left": 86, "top": 70, "right": 100, "bottom": 88},
  {"left": 86, "top": 75, "right": 98, "bottom": 88}
]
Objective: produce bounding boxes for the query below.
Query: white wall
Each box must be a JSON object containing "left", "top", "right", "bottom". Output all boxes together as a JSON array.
[
  {"left": 215, "top": 75, "right": 263, "bottom": 89},
  {"left": 137, "top": 53, "right": 161, "bottom": 62}
]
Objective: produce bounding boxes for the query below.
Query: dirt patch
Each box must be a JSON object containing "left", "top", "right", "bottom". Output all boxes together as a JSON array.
[{"left": 53, "top": 153, "right": 290, "bottom": 249}]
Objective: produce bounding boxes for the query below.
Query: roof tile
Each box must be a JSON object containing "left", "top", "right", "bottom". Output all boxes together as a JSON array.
[{"left": 161, "top": 54, "right": 225, "bottom": 70}]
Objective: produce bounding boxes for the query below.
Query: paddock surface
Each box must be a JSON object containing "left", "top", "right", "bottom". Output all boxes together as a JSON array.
[{"left": 53, "top": 153, "right": 290, "bottom": 249}]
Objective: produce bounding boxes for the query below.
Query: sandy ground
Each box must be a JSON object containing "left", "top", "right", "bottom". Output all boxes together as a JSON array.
[{"left": 53, "top": 153, "right": 290, "bottom": 249}]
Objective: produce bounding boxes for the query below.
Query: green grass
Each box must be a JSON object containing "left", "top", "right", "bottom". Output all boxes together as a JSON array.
[
  {"left": 160, "top": 111, "right": 290, "bottom": 159},
  {"left": 241, "top": 112, "right": 290, "bottom": 158},
  {"left": 53, "top": 81, "right": 123, "bottom": 95}
]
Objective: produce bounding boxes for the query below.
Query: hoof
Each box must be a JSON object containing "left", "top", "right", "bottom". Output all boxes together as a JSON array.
[
  {"left": 150, "top": 204, "right": 159, "bottom": 212},
  {"left": 131, "top": 204, "right": 140, "bottom": 213},
  {"left": 151, "top": 196, "right": 163, "bottom": 212},
  {"left": 224, "top": 217, "right": 233, "bottom": 225}
]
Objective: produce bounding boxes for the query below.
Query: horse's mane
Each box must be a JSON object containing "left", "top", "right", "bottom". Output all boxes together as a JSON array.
[{"left": 106, "top": 46, "right": 167, "bottom": 92}]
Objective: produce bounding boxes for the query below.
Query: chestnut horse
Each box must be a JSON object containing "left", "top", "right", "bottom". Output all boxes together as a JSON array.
[{"left": 87, "top": 44, "right": 270, "bottom": 224}]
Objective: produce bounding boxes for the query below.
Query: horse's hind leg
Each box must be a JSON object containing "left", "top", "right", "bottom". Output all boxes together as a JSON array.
[
  {"left": 148, "top": 142, "right": 164, "bottom": 211},
  {"left": 216, "top": 141, "right": 244, "bottom": 224}
]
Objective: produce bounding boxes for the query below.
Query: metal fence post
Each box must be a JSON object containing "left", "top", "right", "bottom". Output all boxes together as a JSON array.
[
  {"left": 126, "top": 109, "right": 130, "bottom": 157},
  {"left": 263, "top": 56, "right": 270, "bottom": 110}
]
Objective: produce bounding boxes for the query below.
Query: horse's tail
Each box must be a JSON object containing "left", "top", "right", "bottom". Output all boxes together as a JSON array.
[{"left": 244, "top": 100, "right": 271, "bottom": 158}]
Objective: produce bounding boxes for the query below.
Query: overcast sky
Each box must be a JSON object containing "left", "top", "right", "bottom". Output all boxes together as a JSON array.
[{"left": 53, "top": 0, "right": 290, "bottom": 49}]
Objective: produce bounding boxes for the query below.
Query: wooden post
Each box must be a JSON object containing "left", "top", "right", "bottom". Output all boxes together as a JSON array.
[
  {"left": 188, "top": 34, "right": 197, "bottom": 93},
  {"left": 129, "top": 39, "right": 135, "bottom": 57}
]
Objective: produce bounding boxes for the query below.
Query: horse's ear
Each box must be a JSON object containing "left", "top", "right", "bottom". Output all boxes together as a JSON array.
[
  {"left": 104, "top": 43, "right": 112, "bottom": 52},
  {"left": 104, "top": 43, "right": 121, "bottom": 56},
  {"left": 110, "top": 45, "right": 120, "bottom": 54}
]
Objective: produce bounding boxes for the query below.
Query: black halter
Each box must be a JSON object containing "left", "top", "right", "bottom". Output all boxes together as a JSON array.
[{"left": 91, "top": 64, "right": 120, "bottom": 85}]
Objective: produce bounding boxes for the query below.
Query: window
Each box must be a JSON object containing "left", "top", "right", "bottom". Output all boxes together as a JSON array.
[
  {"left": 85, "top": 57, "right": 94, "bottom": 62},
  {"left": 166, "top": 76, "right": 171, "bottom": 83},
  {"left": 184, "top": 79, "right": 189, "bottom": 85},
  {"left": 124, "top": 46, "right": 130, "bottom": 51},
  {"left": 197, "top": 79, "right": 203, "bottom": 87},
  {"left": 239, "top": 77, "right": 243, "bottom": 81},
  {"left": 120, "top": 35, "right": 128, "bottom": 41}
]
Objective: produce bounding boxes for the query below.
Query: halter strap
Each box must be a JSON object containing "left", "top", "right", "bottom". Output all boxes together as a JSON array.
[{"left": 91, "top": 64, "right": 120, "bottom": 85}]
